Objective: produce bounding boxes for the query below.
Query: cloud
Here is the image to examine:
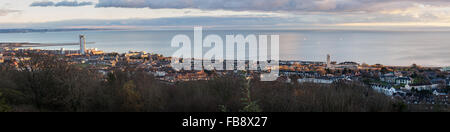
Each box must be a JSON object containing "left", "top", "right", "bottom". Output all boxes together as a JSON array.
[
  {"left": 30, "top": 1, "right": 55, "bottom": 7},
  {"left": 55, "top": 1, "right": 93, "bottom": 7},
  {"left": 95, "top": 0, "right": 341, "bottom": 11},
  {"left": 0, "top": 9, "right": 20, "bottom": 16},
  {"left": 30, "top": 1, "right": 94, "bottom": 7},
  {"left": 18, "top": 0, "right": 450, "bottom": 29},
  {"left": 4, "top": 15, "right": 450, "bottom": 30},
  {"left": 30, "top": 16, "right": 288, "bottom": 27},
  {"left": 0, "top": 16, "right": 315, "bottom": 29},
  {"left": 95, "top": 0, "right": 450, "bottom": 13}
]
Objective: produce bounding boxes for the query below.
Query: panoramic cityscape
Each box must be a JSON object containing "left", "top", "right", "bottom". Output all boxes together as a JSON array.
[
  {"left": 1, "top": 0, "right": 450, "bottom": 130},
  {"left": 1, "top": 34, "right": 448, "bottom": 111}
]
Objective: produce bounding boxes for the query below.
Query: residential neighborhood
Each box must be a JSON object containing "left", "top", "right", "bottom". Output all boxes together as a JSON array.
[{"left": 1, "top": 46, "right": 448, "bottom": 106}]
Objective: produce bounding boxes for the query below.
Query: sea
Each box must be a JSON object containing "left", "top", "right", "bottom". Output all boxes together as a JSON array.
[{"left": 1, "top": 29, "right": 449, "bottom": 67}]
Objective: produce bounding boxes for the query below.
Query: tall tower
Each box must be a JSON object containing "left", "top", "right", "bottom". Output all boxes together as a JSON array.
[
  {"left": 326, "top": 54, "right": 331, "bottom": 68},
  {"left": 79, "top": 35, "right": 86, "bottom": 55}
]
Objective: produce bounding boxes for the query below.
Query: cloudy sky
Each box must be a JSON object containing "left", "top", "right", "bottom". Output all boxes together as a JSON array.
[{"left": 1, "top": 0, "right": 450, "bottom": 29}]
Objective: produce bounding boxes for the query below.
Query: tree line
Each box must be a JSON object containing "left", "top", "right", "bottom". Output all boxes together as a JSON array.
[{"left": 0, "top": 54, "right": 447, "bottom": 112}]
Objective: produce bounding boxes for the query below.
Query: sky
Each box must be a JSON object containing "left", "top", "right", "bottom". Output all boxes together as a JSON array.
[{"left": 1, "top": 0, "right": 450, "bottom": 29}]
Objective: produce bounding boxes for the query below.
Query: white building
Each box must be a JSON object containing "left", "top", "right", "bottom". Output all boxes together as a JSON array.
[
  {"left": 326, "top": 54, "right": 332, "bottom": 68},
  {"left": 433, "top": 90, "right": 448, "bottom": 96},
  {"left": 154, "top": 71, "right": 167, "bottom": 77},
  {"left": 395, "top": 77, "right": 412, "bottom": 85},
  {"left": 60, "top": 48, "right": 65, "bottom": 54},
  {"left": 298, "top": 78, "right": 333, "bottom": 84},
  {"left": 441, "top": 67, "right": 450, "bottom": 72},
  {"left": 371, "top": 85, "right": 397, "bottom": 96},
  {"left": 403, "top": 84, "right": 439, "bottom": 91},
  {"left": 79, "top": 35, "right": 86, "bottom": 55}
]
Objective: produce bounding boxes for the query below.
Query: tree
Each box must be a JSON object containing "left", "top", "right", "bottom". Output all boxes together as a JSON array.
[
  {"left": 0, "top": 92, "right": 11, "bottom": 112},
  {"left": 361, "top": 63, "right": 369, "bottom": 67},
  {"left": 380, "top": 67, "right": 389, "bottom": 74},
  {"left": 240, "top": 79, "right": 262, "bottom": 112},
  {"left": 316, "top": 68, "right": 326, "bottom": 76},
  {"left": 119, "top": 80, "right": 143, "bottom": 112}
]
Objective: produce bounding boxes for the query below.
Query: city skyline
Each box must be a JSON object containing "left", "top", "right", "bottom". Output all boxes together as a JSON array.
[{"left": 1, "top": 0, "right": 449, "bottom": 125}]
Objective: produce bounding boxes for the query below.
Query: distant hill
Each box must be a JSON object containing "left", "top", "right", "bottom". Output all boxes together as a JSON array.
[{"left": 0, "top": 28, "right": 107, "bottom": 33}]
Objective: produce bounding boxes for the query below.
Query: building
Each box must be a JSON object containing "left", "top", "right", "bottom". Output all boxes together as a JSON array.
[
  {"left": 126, "top": 51, "right": 147, "bottom": 59},
  {"left": 395, "top": 77, "right": 412, "bottom": 85},
  {"left": 0, "top": 54, "right": 3, "bottom": 64},
  {"left": 433, "top": 90, "right": 448, "bottom": 96},
  {"left": 87, "top": 48, "right": 104, "bottom": 55},
  {"left": 447, "top": 78, "right": 450, "bottom": 86},
  {"left": 154, "top": 71, "right": 167, "bottom": 77},
  {"left": 441, "top": 66, "right": 450, "bottom": 72},
  {"left": 334, "top": 61, "right": 359, "bottom": 70},
  {"left": 403, "top": 84, "right": 439, "bottom": 91},
  {"left": 371, "top": 84, "right": 397, "bottom": 96},
  {"left": 298, "top": 78, "right": 333, "bottom": 84},
  {"left": 79, "top": 35, "right": 86, "bottom": 55},
  {"left": 60, "top": 48, "right": 65, "bottom": 54},
  {"left": 431, "top": 78, "right": 446, "bottom": 85},
  {"left": 326, "top": 54, "right": 331, "bottom": 68},
  {"left": 380, "top": 73, "right": 396, "bottom": 83}
]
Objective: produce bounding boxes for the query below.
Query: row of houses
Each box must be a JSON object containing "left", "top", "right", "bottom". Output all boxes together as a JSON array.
[
  {"left": 372, "top": 83, "right": 447, "bottom": 96},
  {"left": 371, "top": 85, "right": 403, "bottom": 96},
  {"left": 402, "top": 84, "right": 440, "bottom": 91},
  {"left": 380, "top": 74, "right": 412, "bottom": 85},
  {"left": 298, "top": 78, "right": 334, "bottom": 84},
  {"left": 297, "top": 76, "right": 351, "bottom": 84}
]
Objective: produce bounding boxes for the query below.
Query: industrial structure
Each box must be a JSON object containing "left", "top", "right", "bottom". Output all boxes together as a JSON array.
[
  {"left": 326, "top": 54, "right": 331, "bottom": 68},
  {"left": 79, "top": 35, "right": 86, "bottom": 55}
]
